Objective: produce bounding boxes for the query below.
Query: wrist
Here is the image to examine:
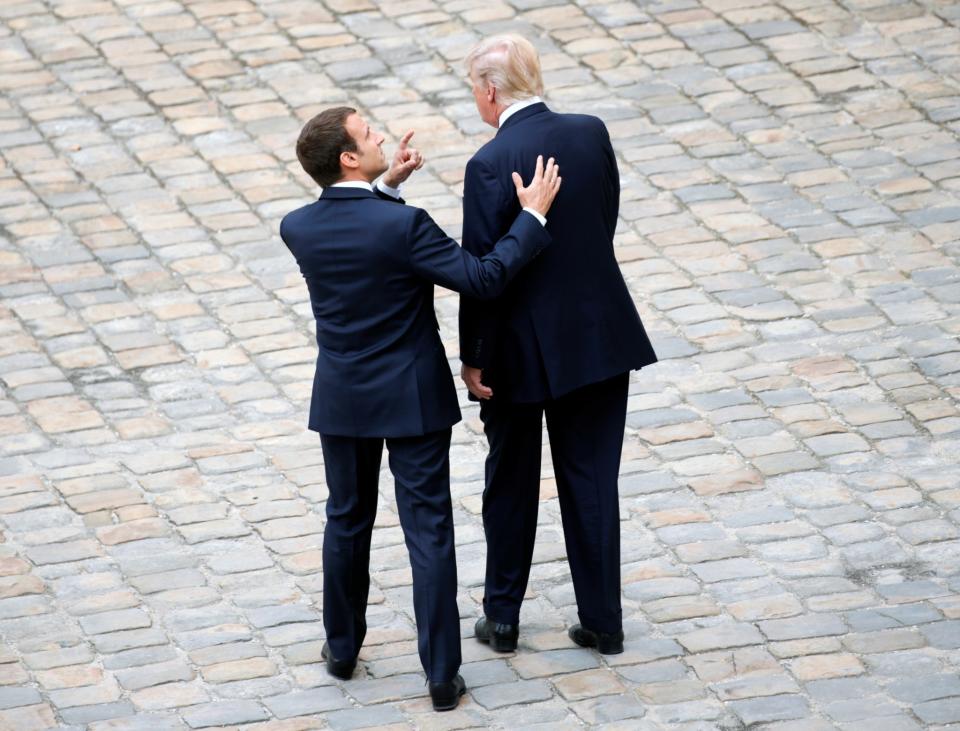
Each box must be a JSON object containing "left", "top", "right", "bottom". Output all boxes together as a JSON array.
[{"left": 522, "top": 206, "right": 547, "bottom": 226}]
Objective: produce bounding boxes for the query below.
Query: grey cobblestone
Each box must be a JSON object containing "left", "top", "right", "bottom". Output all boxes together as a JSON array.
[{"left": 0, "top": 0, "right": 957, "bottom": 727}]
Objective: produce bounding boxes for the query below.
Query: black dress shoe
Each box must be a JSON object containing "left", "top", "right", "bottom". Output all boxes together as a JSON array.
[
  {"left": 474, "top": 617, "right": 519, "bottom": 652},
  {"left": 321, "top": 641, "right": 357, "bottom": 679},
  {"left": 429, "top": 673, "right": 466, "bottom": 711},
  {"left": 568, "top": 624, "right": 624, "bottom": 654}
]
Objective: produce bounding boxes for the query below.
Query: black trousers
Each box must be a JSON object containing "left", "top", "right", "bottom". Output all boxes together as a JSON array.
[
  {"left": 319, "top": 428, "right": 460, "bottom": 682},
  {"left": 479, "top": 372, "right": 629, "bottom": 633}
]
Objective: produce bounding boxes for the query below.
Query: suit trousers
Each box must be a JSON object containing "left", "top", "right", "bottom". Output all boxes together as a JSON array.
[
  {"left": 319, "top": 428, "right": 461, "bottom": 682},
  {"left": 479, "top": 372, "right": 629, "bottom": 633}
]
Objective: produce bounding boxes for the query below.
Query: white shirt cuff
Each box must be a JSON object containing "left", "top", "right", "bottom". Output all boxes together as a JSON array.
[
  {"left": 522, "top": 207, "right": 547, "bottom": 226},
  {"left": 376, "top": 179, "right": 401, "bottom": 199}
]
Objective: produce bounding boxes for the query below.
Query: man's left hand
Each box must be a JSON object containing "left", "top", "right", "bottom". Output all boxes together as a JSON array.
[
  {"left": 382, "top": 130, "right": 424, "bottom": 188},
  {"left": 461, "top": 364, "right": 492, "bottom": 400}
]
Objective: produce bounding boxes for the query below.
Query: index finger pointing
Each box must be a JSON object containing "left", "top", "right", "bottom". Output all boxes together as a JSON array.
[{"left": 399, "top": 130, "right": 415, "bottom": 148}]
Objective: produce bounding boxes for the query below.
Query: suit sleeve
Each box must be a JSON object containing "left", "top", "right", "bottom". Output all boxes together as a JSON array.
[
  {"left": 408, "top": 207, "right": 549, "bottom": 300},
  {"left": 458, "top": 157, "right": 514, "bottom": 368},
  {"left": 375, "top": 188, "right": 404, "bottom": 204},
  {"left": 600, "top": 122, "right": 620, "bottom": 241}
]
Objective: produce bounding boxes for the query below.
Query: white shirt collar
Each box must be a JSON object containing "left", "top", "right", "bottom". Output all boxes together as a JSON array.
[
  {"left": 330, "top": 180, "right": 373, "bottom": 191},
  {"left": 498, "top": 96, "right": 543, "bottom": 128}
]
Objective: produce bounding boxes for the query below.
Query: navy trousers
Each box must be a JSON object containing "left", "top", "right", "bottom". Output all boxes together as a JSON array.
[
  {"left": 319, "top": 428, "right": 461, "bottom": 682},
  {"left": 479, "top": 373, "right": 629, "bottom": 634}
]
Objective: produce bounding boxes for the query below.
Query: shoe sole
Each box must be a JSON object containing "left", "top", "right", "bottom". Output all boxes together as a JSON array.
[
  {"left": 570, "top": 631, "right": 623, "bottom": 655},
  {"left": 326, "top": 662, "right": 356, "bottom": 680},
  {"left": 476, "top": 633, "right": 517, "bottom": 653},
  {"left": 432, "top": 687, "right": 466, "bottom": 712}
]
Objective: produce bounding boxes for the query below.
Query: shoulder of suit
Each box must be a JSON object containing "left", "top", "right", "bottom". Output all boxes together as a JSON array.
[
  {"left": 484, "top": 110, "right": 607, "bottom": 141},
  {"left": 280, "top": 195, "right": 415, "bottom": 227},
  {"left": 556, "top": 111, "right": 607, "bottom": 131},
  {"left": 469, "top": 138, "right": 500, "bottom": 165},
  {"left": 282, "top": 199, "right": 314, "bottom": 218},
  {"left": 279, "top": 200, "right": 314, "bottom": 231}
]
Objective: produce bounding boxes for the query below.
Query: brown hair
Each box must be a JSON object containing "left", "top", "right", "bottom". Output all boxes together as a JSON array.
[{"left": 296, "top": 106, "right": 357, "bottom": 187}]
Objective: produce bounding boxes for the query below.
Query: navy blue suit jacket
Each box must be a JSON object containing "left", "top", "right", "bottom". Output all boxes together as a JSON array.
[
  {"left": 458, "top": 103, "right": 657, "bottom": 402},
  {"left": 280, "top": 186, "right": 550, "bottom": 437}
]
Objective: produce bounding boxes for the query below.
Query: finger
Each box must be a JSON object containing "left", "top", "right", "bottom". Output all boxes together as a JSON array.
[
  {"left": 544, "top": 160, "right": 557, "bottom": 183},
  {"left": 533, "top": 154, "right": 544, "bottom": 182},
  {"left": 512, "top": 171, "right": 523, "bottom": 192},
  {"left": 469, "top": 380, "right": 493, "bottom": 399},
  {"left": 399, "top": 129, "right": 415, "bottom": 149},
  {"left": 545, "top": 157, "right": 556, "bottom": 181}
]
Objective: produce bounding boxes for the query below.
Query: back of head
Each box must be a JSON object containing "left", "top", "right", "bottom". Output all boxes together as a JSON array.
[
  {"left": 465, "top": 34, "right": 544, "bottom": 106},
  {"left": 297, "top": 106, "right": 357, "bottom": 188}
]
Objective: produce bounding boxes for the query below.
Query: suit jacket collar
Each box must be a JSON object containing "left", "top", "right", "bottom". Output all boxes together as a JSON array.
[
  {"left": 496, "top": 102, "right": 548, "bottom": 135},
  {"left": 319, "top": 186, "right": 379, "bottom": 201}
]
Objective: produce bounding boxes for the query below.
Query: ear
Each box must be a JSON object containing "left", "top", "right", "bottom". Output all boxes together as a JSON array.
[
  {"left": 487, "top": 85, "right": 496, "bottom": 104},
  {"left": 340, "top": 150, "right": 359, "bottom": 170}
]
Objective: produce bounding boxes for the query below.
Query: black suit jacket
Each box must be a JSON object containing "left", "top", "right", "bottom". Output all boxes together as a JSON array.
[
  {"left": 458, "top": 103, "right": 657, "bottom": 403},
  {"left": 281, "top": 186, "right": 550, "bottom": 437}
]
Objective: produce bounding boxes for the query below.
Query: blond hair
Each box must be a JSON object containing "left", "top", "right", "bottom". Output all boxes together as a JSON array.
[{"left": 465, "top": 34, "right": 544, "bottom": 106}]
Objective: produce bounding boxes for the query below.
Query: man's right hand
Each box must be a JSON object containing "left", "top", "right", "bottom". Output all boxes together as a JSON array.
[
  {"left": 382, "top": 130, "right": 424, "bottom": 188},
  {"left": 513, "top": 155, "right": 561, "bottom": 217}
]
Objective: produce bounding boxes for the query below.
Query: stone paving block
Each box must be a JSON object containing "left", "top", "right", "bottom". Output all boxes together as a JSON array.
[
  {"left": 92, "top": 628, "right": 170, "bottom": 654},
  {"left": 262, "top": 687, "right": 350, "bottom": 718},
  {"left": 59, "top": 701, "right": 136, "bottom": 725},
  {"left": 570, "top": 693, "right": 647, "bottom": 724},
  {"left": 102, "top": 645, "right": 179, "bottom": 670},
  {"left": 838, "top": 717, "right": 921, "bottom": 731},
  {"left": 0, "top": 704, "right": 58, "bottom": 731},
  {"left": 842, "top": 628, "right": 925, "bottom": 654},
  {"left": 86, "top": 713, "right": 185, "bottom": 731},
  {"left": 728, "top": 693, "right": 811, "bottom": 725},
  {"left": 114, "top": 659, "right": 195, "bottom": 690},
  {"left": 129, "top": 681, "right": 210, "bottom": 712},
  {"left": 914, "top": 697, "right": 960, "bottom": 724},
  {"left": 823, "top": 697, "right": 903, "bottom": 722},
  {"left": 920, "top": 619, "right": 960, "bottom": 649},
  {"left": 606, "top": 638, "right": 685, "bottom": 667},
  {"left": 758, "top": 613, "right": 846, "bottom": 641},
  {"left": 0, "top": 686, "right": 43, "bottom": 710},
  {"left": 471, "top": 678, "right": 555, "bottom": 710},
  {"left": 847, "top": 603, "right": 943, "bottom": 631},
  {"left": 22, "top": 645, "right": 94, "bottom": 670},
  {"left": 715, "top": 673, "right": 800, "bottom": 700},
  {"left": 678, "top": 623, "right": 764, "bottom": 652},
  {"left": 510, "top": 648, "right": 599, "bottom": 678},
  {"left": 323, "top": 703, "right": 407, "bottom": 729},
  {"left": 79, "top": 608, "right": 152, "bottom": 635},
  {"left": 887, "top": 673, "right": 960, "bottom": 704},
  {"left": 181, "top": 700, "right": 269, "bottom": 728}
]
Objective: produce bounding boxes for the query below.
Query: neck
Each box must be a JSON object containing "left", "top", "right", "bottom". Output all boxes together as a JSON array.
[{"left": 337, "top": 171, "right": 374, "bottom": 184}]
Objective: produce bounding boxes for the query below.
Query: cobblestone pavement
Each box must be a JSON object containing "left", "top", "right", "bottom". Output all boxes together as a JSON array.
[{"left": 0, "top": 0, "right": 959, "bottom": 728}]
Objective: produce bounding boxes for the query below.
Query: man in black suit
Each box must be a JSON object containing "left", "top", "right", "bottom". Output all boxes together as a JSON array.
[
  {"left": 459, "top": 35, "right": 658, "bottom": 655},
  {"left": 280, "top": 106, "right": 560, "bottom": 710}
]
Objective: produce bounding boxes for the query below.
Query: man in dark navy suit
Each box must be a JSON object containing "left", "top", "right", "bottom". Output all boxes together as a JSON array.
[
  {"left": 459, "top": 35, "right": 658, "bottom": 655},
  {"left": 280, "top": 105, "right": 560, "bottom": 710}
]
